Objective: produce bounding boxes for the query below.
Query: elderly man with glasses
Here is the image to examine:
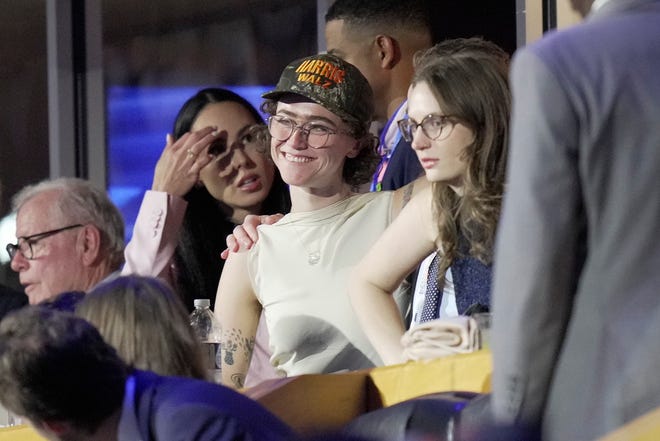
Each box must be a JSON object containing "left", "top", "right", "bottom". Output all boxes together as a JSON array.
[{"left": 6, "top": 177, "right": 125, "bottom": 305}]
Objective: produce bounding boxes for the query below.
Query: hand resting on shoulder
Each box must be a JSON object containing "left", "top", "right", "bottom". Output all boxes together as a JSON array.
[{"left": 220, "top": 214, "right": 284, "bottom": 259}]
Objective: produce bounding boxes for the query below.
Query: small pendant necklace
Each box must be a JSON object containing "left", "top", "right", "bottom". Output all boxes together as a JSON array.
[
  {"left": 290, "top": 223, "right": 322, "bottom": 266},
  {"left": 307, "top": 251, "right": 321, "bottom": 265},
  {"left": 292, "top": 190, "right": 353, "bottom": 266}
]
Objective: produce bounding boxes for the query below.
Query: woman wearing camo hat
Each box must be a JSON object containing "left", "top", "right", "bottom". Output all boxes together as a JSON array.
[{"left": 215, "top": 53, "right": 426, "bottom": 388}]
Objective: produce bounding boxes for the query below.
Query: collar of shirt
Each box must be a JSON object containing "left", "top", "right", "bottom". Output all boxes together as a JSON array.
[
  {"left": 371, "top": 100, "right": 408, "bottom": 191},
  {"left": 380, "top": 100, "right": 408, "bottom": 157}
]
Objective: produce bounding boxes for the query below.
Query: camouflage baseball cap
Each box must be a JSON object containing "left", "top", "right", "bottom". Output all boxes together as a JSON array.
[{"left": 262, "top": 53, "right": 374, "bottom": 127}]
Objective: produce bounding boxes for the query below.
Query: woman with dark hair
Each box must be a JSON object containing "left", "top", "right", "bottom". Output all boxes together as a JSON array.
[
  {"left": 122, "top": 88, "right": 290, "bottom": 384},
  {"left": 123, "top": 88, "right": 289, "bottom": 310}
]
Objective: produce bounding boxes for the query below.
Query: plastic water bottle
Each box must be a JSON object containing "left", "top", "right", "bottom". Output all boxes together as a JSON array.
[{"left": 189, "top": 299, "right": 222, "bottom": 383}]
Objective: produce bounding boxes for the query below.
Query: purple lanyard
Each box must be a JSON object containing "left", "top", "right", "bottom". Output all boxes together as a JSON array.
[{"left": 371, "top": 101, "right": 406, "bottom": 191}]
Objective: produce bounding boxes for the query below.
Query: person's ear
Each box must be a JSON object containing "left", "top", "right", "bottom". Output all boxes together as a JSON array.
[
  {"left": 346, "top": 140, "right": 361, "bottom": 159},
  {"left": 79, "top": 224, "right": 103, "bottom": 266},
  {"left": 374, "top": 35, "right": 400, "bottom": 70}
]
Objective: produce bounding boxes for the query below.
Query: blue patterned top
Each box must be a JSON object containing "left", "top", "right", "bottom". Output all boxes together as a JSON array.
[{"left": 450, "top": 254, "right": 492, "bottom": 314}]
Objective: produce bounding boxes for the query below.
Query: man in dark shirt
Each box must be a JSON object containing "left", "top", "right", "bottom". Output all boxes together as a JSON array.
[
  {"left": 0, "top": 308, "right": 297, "bottom": 441},
  {"left": 325, "top": 0, "right": 430, "bottom": 191}
]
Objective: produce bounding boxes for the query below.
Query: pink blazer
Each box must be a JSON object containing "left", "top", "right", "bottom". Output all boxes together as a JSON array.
[{"left": 122, "top": 190, "right": 278, "bottom": 386}]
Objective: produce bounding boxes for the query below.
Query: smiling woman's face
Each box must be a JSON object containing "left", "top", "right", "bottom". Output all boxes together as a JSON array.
[
  {"left": 191, "top": 101, "right": 275, "bottom": 217},
  {"left": 269, "top": 100, "right": 358, "bottom": 192}
]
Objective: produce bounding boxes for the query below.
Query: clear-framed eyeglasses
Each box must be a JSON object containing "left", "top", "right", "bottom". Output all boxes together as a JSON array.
[
  {"left": 267, "top": 115, "right": 351, "bottom": 149},
  {"left": 397, "top": 114, "right": 457, "bottom": 143},
  {"left": 6, "top": 224, "right": 83, "bottom": 261}
]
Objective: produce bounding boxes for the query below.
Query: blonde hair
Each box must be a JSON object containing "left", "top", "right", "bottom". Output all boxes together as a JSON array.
[{"left": 76, "top": 275, "right": 208, "bottom": 380}]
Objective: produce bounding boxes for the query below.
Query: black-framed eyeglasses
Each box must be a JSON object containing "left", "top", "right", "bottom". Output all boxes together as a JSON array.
[
  {"left": 6, "top": 224, "right": 83, "bottom": 261},
  {"left": 397, "top": 114, "right": 457, "bottom": 143},
  {"left": 267, "top": 115, "right": 350, "bottom": 149}
]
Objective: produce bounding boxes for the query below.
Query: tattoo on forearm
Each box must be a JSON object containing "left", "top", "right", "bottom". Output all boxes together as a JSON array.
[
  {"left": 231, "top": 373, "right": 246, "bottom": 389},
  {"left": 222, "top": 327, "right": 255, "bottom": 388}
]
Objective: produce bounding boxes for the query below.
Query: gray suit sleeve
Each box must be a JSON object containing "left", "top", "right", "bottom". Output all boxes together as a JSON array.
[{"left": 490, "top": 48, "right": 586, "bottom": 425}]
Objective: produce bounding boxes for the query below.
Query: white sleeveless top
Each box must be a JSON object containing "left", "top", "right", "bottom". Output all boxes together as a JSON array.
[{"left": 247, "top": 192, "right": 394, "bottom": 377}]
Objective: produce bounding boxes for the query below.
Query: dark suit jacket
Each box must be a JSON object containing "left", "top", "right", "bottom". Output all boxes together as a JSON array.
[
  {"left": 118, "top": 370, "right": 296, "bottom": 441},
  {"left": 379, "top": 137, "right": 423, "bottom": 191},
  {"left": 0, "top": 284, "right": 28, "bottom": 322}
]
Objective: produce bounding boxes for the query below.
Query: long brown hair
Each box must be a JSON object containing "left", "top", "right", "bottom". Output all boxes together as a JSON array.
[
  {"left": 412, "top": 38, "right": 511, "bottom": 284},
  {"left": 76, "top": 275, "right": 208, "bottom": 380}
]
